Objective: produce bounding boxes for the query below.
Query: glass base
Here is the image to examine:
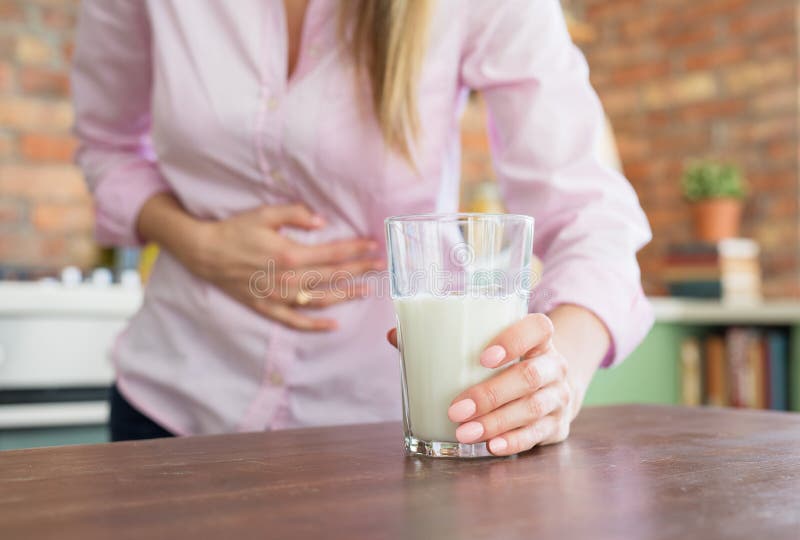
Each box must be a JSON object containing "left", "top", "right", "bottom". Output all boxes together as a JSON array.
[{"left": 404, "top": 434, "right": 494, "bottom": 458}]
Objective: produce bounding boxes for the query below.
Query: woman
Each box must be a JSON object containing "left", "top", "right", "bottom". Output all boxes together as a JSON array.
[{"left": 73, "top": 0, "right": 653, "bottom": 456}]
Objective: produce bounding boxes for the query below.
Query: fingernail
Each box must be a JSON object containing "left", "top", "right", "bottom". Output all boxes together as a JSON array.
[
  {"left": 489, "top": 437, "right": 508, "bottom": 453},
  {"left": 366, "top": 241, "right": 378, "bottom": 251},
  {"left": 321, "top": 320, "right": 338, "bottom": 331},
  {"left": 480, "top": 345, "right": 506, "bottom": 368},
  {"left": 310, "top": 215, "right": 325, "bottom": 227},
  {"left": 448, "top": 398, "right": 476, "bottom": 422},
  {"left": 455, "top": 421, "right": 484, "bottom": 444}
]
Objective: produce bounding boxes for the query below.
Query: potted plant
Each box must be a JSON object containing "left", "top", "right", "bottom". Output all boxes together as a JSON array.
[{"left": 682, "top": 160, "right": 746, "bottom": 242}]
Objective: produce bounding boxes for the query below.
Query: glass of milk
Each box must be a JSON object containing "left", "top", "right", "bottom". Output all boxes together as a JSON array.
[{"left": 385, "top": 213, "right": 534, "bottom": 458}]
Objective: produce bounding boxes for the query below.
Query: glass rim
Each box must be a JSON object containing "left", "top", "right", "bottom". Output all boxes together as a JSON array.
[{"left": 385, "top": 212, "right": 534, "bottom": 226}]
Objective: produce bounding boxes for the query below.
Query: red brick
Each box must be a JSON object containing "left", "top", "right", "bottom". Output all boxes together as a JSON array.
[
  {"left": 32, "top": 202, "right": 93, "bottom": 233},
  {"left": 643, "top": 110, "right": 673, "bottom": 128},
  {"left": 0, "top": 0, "right": 24, "bottom": 21},
  {"left": 0, "top": 231, "right": 98, "bottom": 270},
  {"left": 642, "top": 72, "right": 718, "bottom": 109},
  {"left": 615, "top": 134, "right": 650, "bottom": 162},
  {"left": 620, "top": 13, "right": 664, "bottom": 40},
  {"left": 0, "top": 97, "right": 73, "bottom": 131},
  {"left": 753, "top": 34, "right": 796, "bottom": 59},
  {"left": 722, "top": 58, "right": 794, "bottom": 96},
  {"left": 611, "top": 62, "right": 670, "bottom": 86},
  {"left": 678, "top": 98, "right": 747, "bottom": 121},
  {"left": 767, "top": 140, "right": 796, "bottom": 162},
  {"left": 763, "top": 279, "right": 800, "bottom": 299},
  {"left": 623, "top": 161, "right": 657, "bottom": 182},
  {"left": 728, "top": 117, "right": 796, "bottom": 144},
  {"left": 0, "top": 36, "right": 15, "bottom": 58},
  {"left": 0, "top": 61, "right": 13, "bottom": 93},
  {"left": 685, "top": 45, "right": 748, "bottom": 71},
  {"left": 61, "top": 39, "right": 74, "bottom": 64},
  {"left": 25, "top": 0, "right": 81, "bottom": 5},
  {"left": 650, "top": 129, "right": 712, "bottom": 155},
  {"left": 0, "top": 164, "right": 89, "bottom": 201},
  {"left": 41, "top": 6, "right": 76, "bottom": 30},
  {"left": 751, "top": 87, "right": 797, "bottom": 114},
  {"left": 766, "top": 195, "right": 799, "bottom": 218},
  {"left": 680, "top": 0, "right": 749, "bottom": 20},
  {"left": 15, "top": 35, "right": 52, "bottom": 65},
  {"left": 598, "top": 87, "right": 640, "bottom": 116},
  {"left": 0, "top": 133, "right": 15, "bottom": 159},
  {"left": 19, "top": 67, "right": 70, "bottom": 97},
  {"left": 0, "top": 233, "right": 62, "bottom": 267},
  {"left": 19, "top": 133, "right": 78, "bottom": 162},
  {"left": 0, "top": 200, "right": 25, "bottom": 226},
  {"left": 587, "top": 44, "right": 650, "bottom": 69},
  {"left": 659, "top": 26, "right": 715, "bottom": 49},
  {"left": 586, "top": 0, "right": 643, "bottom": 21},
  {"left": 728, "top": 5, "right": 795, "bottom": 37}
]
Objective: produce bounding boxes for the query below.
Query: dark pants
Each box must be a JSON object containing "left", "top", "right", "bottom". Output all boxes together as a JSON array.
[{"left": 109, "top": 384, "right": 174, "bottom": 442}]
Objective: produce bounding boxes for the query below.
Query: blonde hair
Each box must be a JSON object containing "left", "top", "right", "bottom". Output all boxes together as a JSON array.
[{"left": 340, "top": 0, "right": 432, "bottom": 163}]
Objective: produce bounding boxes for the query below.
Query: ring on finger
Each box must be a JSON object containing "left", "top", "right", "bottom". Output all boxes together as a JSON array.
[{"left": 294, "top": 288, "right": 313, "bottom": 306}]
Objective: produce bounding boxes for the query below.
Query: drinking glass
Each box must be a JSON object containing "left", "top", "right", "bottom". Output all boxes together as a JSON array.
[{"left": 385, "top": 213, "right": 534, "bottom": 458}]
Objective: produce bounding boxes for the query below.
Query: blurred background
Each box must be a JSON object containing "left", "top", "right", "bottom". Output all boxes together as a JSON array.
[{"left": 1, "top": 0, "right": 798, "bottom": 449}]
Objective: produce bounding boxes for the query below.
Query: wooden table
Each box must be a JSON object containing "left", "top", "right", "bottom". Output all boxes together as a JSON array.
[{"left": 2, "top": 405, "right": 799, "bottom": 539}]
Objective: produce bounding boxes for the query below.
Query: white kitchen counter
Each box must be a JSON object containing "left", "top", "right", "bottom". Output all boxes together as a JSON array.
[
  {"left": 649, "top": 297, "right": 800, "bottom": 325},
  {"left": 0, "top": 282, "right": 142, "bottom": 317}
]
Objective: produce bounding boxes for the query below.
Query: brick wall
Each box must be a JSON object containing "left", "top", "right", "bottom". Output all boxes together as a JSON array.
[
  {"left": 0, "top": 0, "right": 94, "bottom": 275},
  {"left": 564, "top": 0, "right": 800, "bottom": 297}
]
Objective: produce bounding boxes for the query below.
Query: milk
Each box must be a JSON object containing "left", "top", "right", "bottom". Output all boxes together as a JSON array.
[{"left": 393, "top": 294, "right": 528, "bottom": 442}]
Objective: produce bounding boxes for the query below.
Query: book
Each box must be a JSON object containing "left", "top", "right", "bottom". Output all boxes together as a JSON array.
[
  {"left": 664, "top": 239, "right": 761, "bottom": 303},
  {"left": 746, "top": 333, "right": 766, "bottom": 409},
  {"left": 719, "top": 239, "right": 762, "bottom": 304},
  {"left": 726, "top": 328, "right": 751, "bottom": 408},
  {"left": 667, "top": 281, "right": 722, "bottom": 299},
  {"left": 704, "top": 334, "right": 727, "bottom": 406},
  {"left": 680, "top": 336, "right": 702, "bottom": 406},
  {"left": 662, "top": 267, "right": 721, "bottom": 281},
  {"left": 766, "top": 331, "right": 789, "bottom": 410},
  {"left": 667, "top": 242, "right": 720, "bottom": 257}
]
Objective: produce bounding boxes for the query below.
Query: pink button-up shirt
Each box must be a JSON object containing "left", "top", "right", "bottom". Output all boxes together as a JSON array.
[{"left": 72, "top": 0, "right": 653, "bottom": 436}]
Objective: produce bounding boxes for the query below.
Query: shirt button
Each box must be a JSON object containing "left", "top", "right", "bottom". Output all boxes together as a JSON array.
[
  {"left": 270, "top": 372, "right": 284, "bottom": 386},
  {"left": 271, "top": 170, "right": 286, "bottom": 184},
  {"left": 267, "top": 97, "right": 279, "bottom": 111}
]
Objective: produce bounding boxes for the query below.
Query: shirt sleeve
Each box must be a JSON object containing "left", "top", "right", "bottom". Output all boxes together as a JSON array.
[
  {"left": 72, "top": 0, "right": 171, "bottom": 247},
  {"left": 460, "top": 0, "right": 654, "bottom": 366}
]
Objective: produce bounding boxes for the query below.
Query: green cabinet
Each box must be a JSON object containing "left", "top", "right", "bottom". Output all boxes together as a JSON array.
[
  {"left": 585, "top": 308, "right": 800, "bottom": 412},
  {"left": 585, "top": 323, "right": 687, "bottom": 406},
  {"left": 0, "top": 426, "right": 108, "bottom": 451}
]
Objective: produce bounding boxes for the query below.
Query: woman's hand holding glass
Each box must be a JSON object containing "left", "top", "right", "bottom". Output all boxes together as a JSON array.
[{"left": 388, "top": 312, "right": 575, "bottom": 456}]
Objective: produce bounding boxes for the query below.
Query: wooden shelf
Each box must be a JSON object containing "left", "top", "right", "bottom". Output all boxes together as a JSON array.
[{"left": 651, "top": 297, "right": 800, "bottom": 325}]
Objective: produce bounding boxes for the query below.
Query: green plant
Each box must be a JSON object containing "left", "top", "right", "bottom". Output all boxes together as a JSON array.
[{"left": 682, "top": 161, "right": 746, "bottom": 202}]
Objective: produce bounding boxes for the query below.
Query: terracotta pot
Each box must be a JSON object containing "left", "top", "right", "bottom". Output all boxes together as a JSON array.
[{"left": 690, "top": 198, "right": 743, "bottom": 242}]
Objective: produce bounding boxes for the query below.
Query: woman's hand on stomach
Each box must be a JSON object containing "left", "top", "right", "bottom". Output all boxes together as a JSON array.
[{"left": 138, "top": 194, "right": 383, "bottom": 331}]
